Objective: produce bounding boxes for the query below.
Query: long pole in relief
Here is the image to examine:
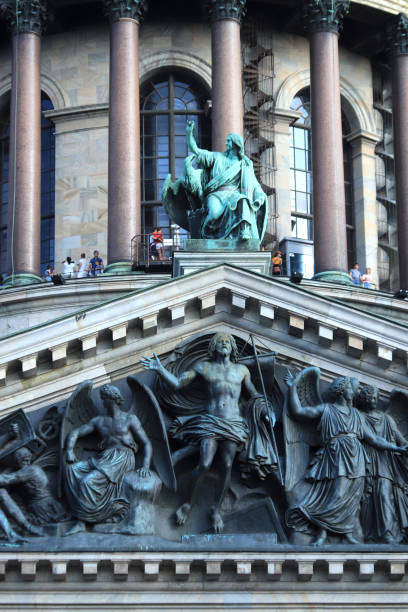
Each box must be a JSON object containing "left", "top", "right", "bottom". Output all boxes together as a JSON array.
[{"left": 250, "top": 335, "right": 283, "bottom": 485}]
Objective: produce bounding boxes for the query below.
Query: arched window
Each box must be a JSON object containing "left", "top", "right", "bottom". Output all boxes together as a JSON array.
[
  {"left": 0, "top": 92, "right": 55, "bottom": 278},
  {"left": 140, "top": 72, "right": 210, "bottom": 233},
  {"left": 0, "top": 115, "right": 9, "bottom": 278},
  {"left": 289, "top": 88, "right": 356, "bottom": 267},
  {"left": 289, "top": 91, "right": 312, "bottom": 241},
  {"left": 40, "top": 94, "right": 55, "bottom": 275}
]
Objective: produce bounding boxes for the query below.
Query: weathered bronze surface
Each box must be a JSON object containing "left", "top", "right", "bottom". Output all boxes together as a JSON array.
[
  {"left": 0, "top": 333, "right": 407, "bottom": 550},
  {"left": 162, "top": 121, "right": 268, "bottom": 243}
]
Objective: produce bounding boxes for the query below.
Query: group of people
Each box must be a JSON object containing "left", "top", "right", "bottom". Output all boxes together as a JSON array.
[
  {"left": 44, "top": 250, "right": 104, "bottom": 282},
  {"left": 349, "top": 263, "right": 373, "bottom": 288}
]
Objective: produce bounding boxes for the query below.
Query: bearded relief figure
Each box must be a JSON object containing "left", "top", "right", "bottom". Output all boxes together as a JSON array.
[{"left": 142, "top": 332, "right": 280, "bottom": 534}]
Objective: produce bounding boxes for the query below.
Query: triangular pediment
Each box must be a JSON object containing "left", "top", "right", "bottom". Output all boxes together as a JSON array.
[{"left": 0, "top": 264, "right": 406, "bottom": 416}]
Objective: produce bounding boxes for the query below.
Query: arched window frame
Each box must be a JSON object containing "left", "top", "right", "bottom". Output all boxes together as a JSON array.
[
  {"left": 289, "top": 87, "right": 356, "bottom": 267},
  {"left": 140, "top": 71, "right": 210, "bottom": 233},
  {"left": 0, "top": 92, "right": 55, "bottom": 278}
]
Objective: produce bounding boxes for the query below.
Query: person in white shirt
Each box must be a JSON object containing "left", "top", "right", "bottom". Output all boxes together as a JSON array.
[
  {"left": 361, "top": 267, "right": 373, "bottom": 289},
  {"left": 63, "top": 257, "right": 77, "bottom": 279},
  {"left": 77, "top": 253, "right": 89, "bottom": 278}
]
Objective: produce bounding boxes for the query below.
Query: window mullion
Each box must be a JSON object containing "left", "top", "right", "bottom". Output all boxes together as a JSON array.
[{"left": 169, "top": 74, "right": 175, "bottom": 179}]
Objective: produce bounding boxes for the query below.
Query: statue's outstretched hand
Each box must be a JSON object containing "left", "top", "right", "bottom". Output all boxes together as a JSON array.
[
  {"left": 186, "top": 119, "right": 195, "bottom": 134},
  {"left": 141, "top": 353, "right": 163, "bottom": 373}
]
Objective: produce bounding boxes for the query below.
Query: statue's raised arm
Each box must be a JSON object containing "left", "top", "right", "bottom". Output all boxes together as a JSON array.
[
  {"left": 162, "top": 119, "right": 268, "bottom": 242},
  {"left": 186, "top": 119, "right": 206, "bottom": 158},
  {"left": 141, "top": 353, "right": 197, "bottom": 391}
]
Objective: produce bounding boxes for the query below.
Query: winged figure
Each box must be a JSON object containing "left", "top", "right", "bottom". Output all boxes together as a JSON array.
[
  {"left": 284, "top": 368, "right": 408, "bottom": 546},
  {"left": 357, "top": 385, "right": 408, "bottom": 543},
  {"left": 60, "top": 379, "right": 175, "bottom": 535},
  {"left": 162, "top": 120, "right": 268, "bottom": 241}
]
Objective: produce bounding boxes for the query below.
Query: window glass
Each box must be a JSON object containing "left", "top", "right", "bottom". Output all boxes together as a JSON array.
[
  {"left": 140, "top": 72, "right": 210, "bottom": 234},
  {"left": 289, "top": 88, "right": 355, "bottom": 264}
]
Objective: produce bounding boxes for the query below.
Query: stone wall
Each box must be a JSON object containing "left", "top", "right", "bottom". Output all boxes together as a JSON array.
[{"left": 0, "top": 16, "right": 385, "bottom": 278}]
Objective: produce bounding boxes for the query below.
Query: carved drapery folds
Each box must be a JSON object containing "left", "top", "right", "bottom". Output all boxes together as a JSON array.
[
  {"left": 207, "top": 0, "right": 246, "bottom": 24},
  {"left": 0, "top": 0, "right": 47, "bottom": 35},
  {"left": 387, "top": 13, "right": 408, "bottom": 57},
  {"left": 103, "top": 0, "right": 148, "bottom": 24},
  {"left": 302, "top": 0, "right": 350, "bottom": 34}
]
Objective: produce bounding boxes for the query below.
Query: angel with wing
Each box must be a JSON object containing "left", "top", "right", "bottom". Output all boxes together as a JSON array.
[
  {"left": 63, "top": 383, "right": 152, "bottom": 533},
  {"left": 61, "top": 378, "right": 176, "bottom": 535},
  {"left": 357, "top": 385, "right": 408, "bottom": 543},
  {"left": 284, "top": 368, "right": 408, "bottom": 546}
]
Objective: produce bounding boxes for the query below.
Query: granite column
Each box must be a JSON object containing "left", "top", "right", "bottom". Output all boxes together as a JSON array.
[
  {"left": 207, "top": 0, "right": 246, "bottom": 152},
  {"left": 304, "top": 0, "right": 351, "bottom": 284},
  {"left": 388, "top": 14, "right": 408, "bottom": 289},
  {"left": 2, "top": 1, "right": 46, "bottom": 286},
  {"left": 104, "top": 0, "right": 147, "bottom": 274}
]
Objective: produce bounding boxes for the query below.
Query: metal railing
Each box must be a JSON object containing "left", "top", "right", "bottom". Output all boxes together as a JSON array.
[{"left": 131, "top": 226, "right": 190, "bottom": 270}]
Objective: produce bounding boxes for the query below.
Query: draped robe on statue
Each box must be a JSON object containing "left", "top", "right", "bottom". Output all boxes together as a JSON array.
[
  {"left": 286, "top": 403, "right": 368, "bottom": 536},
  {"left": 64, "top": 442, "right": 136, "bottom": 524},
  {"left": 195, "top": 150, "right": 267, "bottom": 240},
  {"left": 360, "top": 411, "right": 408, "bottom": 542}
]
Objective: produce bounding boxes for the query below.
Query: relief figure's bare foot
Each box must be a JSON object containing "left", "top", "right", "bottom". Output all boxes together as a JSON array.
[
  {"left": 343, "top": 533, "right": 359, "bottom": 545},
  {"left": 175, "top": 503, "right": 191, "bottom": 526},
  {"left": 312, "top": 528, "right": 327, "bottom": 546},
  {"left": 211, "top": 507, "right": 224, "bottom": 534},
  {"left": 25, "top": 523, "right": 44, "bottom": 537},
  {"left": 7, "top": 529, "right": 27, "bottom": 544},
  {"left": 63, "top": 521, "right": 86, "bottom": 537}
]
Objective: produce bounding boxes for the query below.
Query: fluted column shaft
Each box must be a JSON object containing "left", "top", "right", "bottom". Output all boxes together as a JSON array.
[
  {"left": 208, "top": 1, "right": 246, "bottom": 152},
  {"left": 2, "top": 1, "right": 46, "bottom": 284},
  {"left": 104, "top": 1, "right": 147, "bottom": 269},
  {"left": 304, "top": 0, "right": 351, "bottom": 283},
  {"left": 389, "top": 14, "right": 408, "bottom": 289}
]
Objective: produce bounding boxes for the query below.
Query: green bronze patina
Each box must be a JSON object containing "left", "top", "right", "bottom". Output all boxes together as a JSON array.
[
  {"left": 162, "top": 120, "right": 268, "bottom": 248},
  {"left": 313, "top": 270, "right": 353, "bottom": 285},
  {"left": 387, "top": 13, "right": 408, "bottom": 57},
  {"left": 2, "top": 273, "right": 43, "bottom": 288},
  {"left": 103, "top": 0, "right": 148, "bottom": 24},
  {"left": 302, "top": 0, "right": 350, "bottom": 34},
  {"left": 0, "top": 0, "right": 47, "bottom": 35}
]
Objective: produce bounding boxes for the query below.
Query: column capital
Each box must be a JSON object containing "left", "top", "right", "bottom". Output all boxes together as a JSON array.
[
  {"left": 103, "top": 0, "right": 148, "bottom": 24},
  {"left": 0, "top": 0, "right": 47, "bottom": 35},
  {"left": 387, "top": 13, "right": 408, "bottom": 57},
  {"left": 302, "top": 0, "right": 350, "bottom": 34},
  {"left": 206, "top": 0, "right": 246, "bottom": 24}
]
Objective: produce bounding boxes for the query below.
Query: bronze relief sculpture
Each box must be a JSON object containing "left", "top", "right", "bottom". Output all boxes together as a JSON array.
[{"left": 0, "top": 333, "right": 406, "bottom": 549}]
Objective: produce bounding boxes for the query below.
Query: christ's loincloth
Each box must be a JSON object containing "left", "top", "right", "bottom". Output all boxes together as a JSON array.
[{"left": 169, "top": 414, "right": 249, "bottom": 448}]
